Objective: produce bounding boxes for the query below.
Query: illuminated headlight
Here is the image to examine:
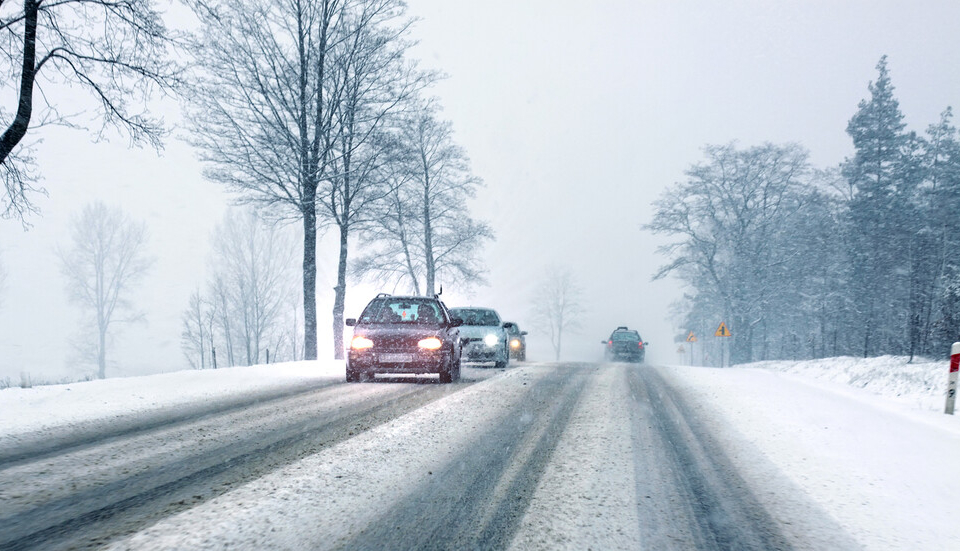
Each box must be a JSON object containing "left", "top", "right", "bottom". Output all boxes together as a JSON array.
[
  {"left": 484, "top": 334, "right": 499, "bottom": 347},
  {"left": 510, "top": 339, "right": 521, "bottom": 349},
  {"left": 350, "top": 336, "right": 374, "bottom": 350},
  {"left": 418, "top": 337, "right": 443, "bottom": 350}
]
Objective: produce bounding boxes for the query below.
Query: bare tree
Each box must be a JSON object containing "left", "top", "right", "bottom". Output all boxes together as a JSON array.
[
  {"left": 210, "top": 209, "right": 296, "bottom": 365},
  {"left": 180, "top": 289, "right": 212, "bottom": 369},
  {"left": 184, "top": 0, "right": 347, "bottom": 360},
  {"left": 530, "top": 266, "right": 585, "bottom": 361},
  {"left": 59, "top": 202, "right": 151, "bottom": 379},
  {"left": 181, "top": 208, "right": 298, "bottom": 367},
  {"left": 354, "top": 102, "right": 491, "bottom": 296},
  {"left": 319, "top": 0, "right": 431, "bottom": 359},
  {"left": 1, "top": 0, "right": 182, "bottom": 221}
]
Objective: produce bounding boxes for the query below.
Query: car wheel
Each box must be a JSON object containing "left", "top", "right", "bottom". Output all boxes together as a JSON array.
[
  {"left": 519, "top": 348, "right": 526, "bottom": 362},
  {"left": 495, "top": 346, "right": 509, "bottom": 369},
  {"left": 346, "top": 368, "right": 360, "bottom": 383}
]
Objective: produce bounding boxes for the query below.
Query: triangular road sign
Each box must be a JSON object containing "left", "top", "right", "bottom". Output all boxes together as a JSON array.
[
  {"left": 715, "top": 322, "right": 732, "bottom": 337},
  {"left": 686, "top": 331, "right": 697, "bottom": 342}
]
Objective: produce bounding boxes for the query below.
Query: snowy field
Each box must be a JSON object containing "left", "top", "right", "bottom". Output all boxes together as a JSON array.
[{"left": 2, "top": 356, "right": 958, "bottom": 549}]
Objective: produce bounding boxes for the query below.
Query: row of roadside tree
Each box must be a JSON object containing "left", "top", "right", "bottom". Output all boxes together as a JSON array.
[
  {"left": 649, "top": 56, "right": 960, "bottom": 364},
  {"left": 1, "top": 0, "right": 490, "bottom": 372}
]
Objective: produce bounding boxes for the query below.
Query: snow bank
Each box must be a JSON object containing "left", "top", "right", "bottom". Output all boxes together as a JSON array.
[
  {"left": 737, "top": 355, "right": 950, "bottom": 412},
  {"left": 0, "top": 361, "right": 344, "bottom": 445}
]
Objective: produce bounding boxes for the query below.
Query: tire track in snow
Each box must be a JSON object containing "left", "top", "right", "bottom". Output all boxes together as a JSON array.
[
  {"left": 628, "top": 366, "right": 793, "bottom": 550},
  {"left": 0, "top": 379, "right": 343, "bottom": 467},
  {"left": 338, "top": 364, "right": 594, "bottom": 551},
  {"left": 0, "top": 380, "right": 468, "bottom": 551}
]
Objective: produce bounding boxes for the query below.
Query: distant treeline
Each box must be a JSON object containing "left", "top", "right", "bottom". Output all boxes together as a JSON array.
[{"left": 649, "top": 56, "right": 960, "bottom": 364}]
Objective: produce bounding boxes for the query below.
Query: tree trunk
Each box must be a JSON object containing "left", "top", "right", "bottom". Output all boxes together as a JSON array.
[
  {"left": 0, "top": 0, "right": 38, "bottom": 165},
  {"left": 98, "top": 324, "right": 107, "bottom": 379},
  {"left": 332, "top": 223, "right": 348, "bottom": 360},
  {"left": 423, "top": 165, "right": 435, "bottom": 296},
  {"left": 302, "top": 194, "right": 318, "bottom": 360}
]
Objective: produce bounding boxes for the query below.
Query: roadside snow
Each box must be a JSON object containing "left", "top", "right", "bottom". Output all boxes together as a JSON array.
[
  {"left": 741, "top": 355, "right": 950, "bottom": 413},
  {"left": 662, "top": 359, "right": 960, "bottom": 550},
  {"left": 0, "top": 361, "right": 344, "bottom": 447},
  {"left": 3, "top": 356, "right": 959, "bottom": 549}
]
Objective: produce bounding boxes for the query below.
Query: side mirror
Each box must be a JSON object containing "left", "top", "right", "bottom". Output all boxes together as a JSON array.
[
  {"left": 345, "top": 318, "right": 357, "bottom": 327},
  {"left": 449, "top": 317, "right": 464, "bottom": 327},
  {"left": 644, "top": 342, "right": 649, "bottom": 346},
  {"left": 520, "top": 331, "right": 528, "bottom": 336},
  {"left": 601, "top": 340, "right": 608, "bottom": 344}
]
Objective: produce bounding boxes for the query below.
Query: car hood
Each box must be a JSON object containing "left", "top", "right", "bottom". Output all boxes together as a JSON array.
[
  {"left": 458, "top": 325, "right": 504, "bottom": 339},
  {"left": 354, "top": 324, "right": 444, "bottom": 340}
]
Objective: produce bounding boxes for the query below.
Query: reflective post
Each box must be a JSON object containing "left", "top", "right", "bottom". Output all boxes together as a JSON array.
[{"left": 946, "top": 342, "right": 959, "bottom": 415}]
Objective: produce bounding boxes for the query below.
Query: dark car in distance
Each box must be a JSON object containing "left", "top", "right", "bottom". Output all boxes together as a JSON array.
[
  {"left": 504, "top": 322, "right": 527, "bottom": 361},
  {"left": 346, "top": 294, "right": 463, "bottom": 383},
  {"left": 602, "top": 326, "right": 647, "bottom": 363}
]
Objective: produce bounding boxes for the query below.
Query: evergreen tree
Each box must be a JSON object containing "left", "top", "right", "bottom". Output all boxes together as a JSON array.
[{"left": 842, "top": 55, "right": 910, "bottom": 357}]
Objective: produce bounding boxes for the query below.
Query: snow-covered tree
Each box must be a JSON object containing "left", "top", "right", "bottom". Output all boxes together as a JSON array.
[
  {"left": 647, "top": 142, "right": 812, "bottom": 364},
  {"left": 59, "top": 202, "right": 151, "bottom": 379},
  {"left": 841, "top": 56, "right": 913, "bottom": 357}
]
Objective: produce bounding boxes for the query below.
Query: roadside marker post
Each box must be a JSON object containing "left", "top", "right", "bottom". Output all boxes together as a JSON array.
[
  {"left": 947, "top": 342, "right": 960, "bottom": 415},
  {"left": 714, "top": 322, "right": 732, "bottom": 367}
]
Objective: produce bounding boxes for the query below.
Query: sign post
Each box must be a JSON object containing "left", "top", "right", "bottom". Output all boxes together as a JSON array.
[
  {"left": 947, "top": 342, "right": 960, "bottom": 415},
  {"left": 686, "top": 332, "right": 697, "bottom": 366},
  {"left": 715, "top": 322, "right": 732, "bottom": 367}
]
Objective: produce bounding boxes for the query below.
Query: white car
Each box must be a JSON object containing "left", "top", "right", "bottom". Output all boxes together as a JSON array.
[{"left": 448, "top": 307, "right": 510, "bottom": 368}]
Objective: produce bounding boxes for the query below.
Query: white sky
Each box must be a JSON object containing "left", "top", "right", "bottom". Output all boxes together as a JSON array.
[{"left": 3, "top": 0, "right": 960, "bottom": 379}]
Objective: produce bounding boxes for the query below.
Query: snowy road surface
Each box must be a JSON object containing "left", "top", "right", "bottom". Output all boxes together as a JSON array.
[{"left": 1, "top": 361, "right": 956, "bottom": 550}]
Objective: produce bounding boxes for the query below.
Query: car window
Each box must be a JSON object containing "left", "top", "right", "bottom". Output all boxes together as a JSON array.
[
  {"left": 612, "top": 331, "right": 640, "bottom": 341},
  {"left": 450, "top": 308, "right": 500, "bottom": 326},
  {"left": 359, "top": 299, "right": 444, "bottom": 324}
]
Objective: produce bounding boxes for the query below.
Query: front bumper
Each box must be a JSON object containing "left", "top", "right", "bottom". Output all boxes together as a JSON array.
[
  {"left": 461, "top": 340, "right": 502, "bottom": 363},
  {"left": 348, "top": 350, "right": 450, "bottom": 374}
]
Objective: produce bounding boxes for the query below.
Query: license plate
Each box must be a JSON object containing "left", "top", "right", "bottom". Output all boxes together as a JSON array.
[{"left": 380, "top": 353, "right": 413, "bottom": 363}]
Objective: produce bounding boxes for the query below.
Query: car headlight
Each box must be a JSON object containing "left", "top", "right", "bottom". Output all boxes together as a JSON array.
[
  {"left": 510, "top": 339, "right": 521, "bottom": 348},
  {"left": 484, "top": 334, "right": 499, "bottom": 347},
  {"left": 418, "top": 337, "right": 443, "bottom": 350},
  {"left": 351, "top": 336, "right": 374, "bottom": 350}
]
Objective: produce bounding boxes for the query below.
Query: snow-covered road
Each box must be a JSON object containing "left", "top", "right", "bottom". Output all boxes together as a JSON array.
[{"left": 1, "top": 359, "right": 958, "bottom": 550}]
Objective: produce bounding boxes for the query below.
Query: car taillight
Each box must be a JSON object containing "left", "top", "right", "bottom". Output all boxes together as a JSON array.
[
  {"left": 638, "top": 342, "right": 644, "bottom": 349},
  {"left": 607, "top": 340, "right": 613, "bottom": 347},
  {"left": 418, "top": 337, "right": 443, "bottom": 350},
  {"left": 351, "top": 336, "right": 374, "bottom": 350}
]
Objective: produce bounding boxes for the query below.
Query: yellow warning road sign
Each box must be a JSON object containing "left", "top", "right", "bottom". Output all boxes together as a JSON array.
[
  {"left": 715, "top": 322, "right": 732, "bottom": 337},
  {"left": 686, "top": 332, "right": 697, "bottom": 342}
]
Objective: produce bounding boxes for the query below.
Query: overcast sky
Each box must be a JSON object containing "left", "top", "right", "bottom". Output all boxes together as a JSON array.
[{"left": 3, "top": 0, "right": 960, "bottom": 380}]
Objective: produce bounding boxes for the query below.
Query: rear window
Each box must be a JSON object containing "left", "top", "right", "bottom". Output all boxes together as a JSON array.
[
  {"left": 359, "top": 299, "right": 445, "bottom": 324},
  {"left": 450, "top": 308, "right": 500, "bottom": 326},
  {"left": 612, "top": 331, "right": 640, "bottom": 341}
]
